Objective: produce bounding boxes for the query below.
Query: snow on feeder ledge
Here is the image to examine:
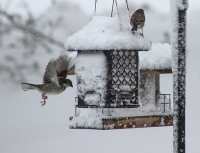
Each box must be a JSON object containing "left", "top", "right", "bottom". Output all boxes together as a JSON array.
[{"left": 66, "top": 16, "right": 173, "bottom": 129}]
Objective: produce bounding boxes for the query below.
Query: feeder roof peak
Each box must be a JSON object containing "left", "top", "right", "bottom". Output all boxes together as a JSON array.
[{"left": 66, "top": 16, "right": 151, "bottom": 51}]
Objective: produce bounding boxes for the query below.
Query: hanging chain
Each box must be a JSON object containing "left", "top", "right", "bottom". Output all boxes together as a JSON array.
[
  {"left": 114, "top": 0, "right": 123, "bottom": 30},
  {"left": 110, "top": 0, "right": 130, "bottom": 18},
  {"left": 114, "top": 0, "right": 120, "bottom": 18},
  {"left": 94, "top": 0, "right": 98, "bottom": 14},
  {"left": 110, "top": 0, "right": 115, "bottom": 17},
  {"left": 125, "top": 0, "right": 130, "bottom": 11},
  {"left": 125, "top": 0, "right": 131, "bottom": 20}
]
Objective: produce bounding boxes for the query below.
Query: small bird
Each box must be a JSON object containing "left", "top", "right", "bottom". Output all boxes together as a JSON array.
[
  {"left": 21, "top": 55, "right": 74, "bottom": 106},
  {"left": 130, "top": 9, "right": 145, "bottom": 36}
]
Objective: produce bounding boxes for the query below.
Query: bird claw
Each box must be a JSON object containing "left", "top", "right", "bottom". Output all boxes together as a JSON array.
[
  {"left": 41, "top": 94, "right": 48, "bottom": 106},
  {"left": 131, "top": 29, "right": 136, "bottom": 34},
  {"left": 41, "top": 100, "right": 46, "bottom": 106},
  {"left": 140, "top": 33, "right": 144, "bottom": 37}
]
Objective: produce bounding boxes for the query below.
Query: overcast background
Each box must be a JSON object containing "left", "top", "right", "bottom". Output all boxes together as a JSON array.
[
  {"left": 0, "top": 0, "right": 199, "bottom": 153},
  {"left": 0, "top": 0, "right": 199, "bottom": 15}
]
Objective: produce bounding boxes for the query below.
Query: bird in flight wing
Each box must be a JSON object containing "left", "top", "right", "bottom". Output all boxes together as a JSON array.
[{"left": 21, "top": 54, "right": 74, "bottom": 106}]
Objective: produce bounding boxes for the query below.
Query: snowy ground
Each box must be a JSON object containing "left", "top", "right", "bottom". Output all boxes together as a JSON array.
[
  {"left": 0, "top": 81, "right": 173, "bottom": 153},
  {"left": 0, "top": 2, "right": 199, "bottom": 153}
]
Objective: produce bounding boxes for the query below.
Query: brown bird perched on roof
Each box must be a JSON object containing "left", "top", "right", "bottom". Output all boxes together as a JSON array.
[
  {"left": 130, "top": 9, "right": 145, "bottom": 36},
  {"left": 21, "top": 54, "right": 75, "bottom": 106}
]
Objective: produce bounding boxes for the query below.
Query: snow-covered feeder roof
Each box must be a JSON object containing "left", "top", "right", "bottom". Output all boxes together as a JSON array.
[
  {"left": 139, "top": 43, "right": 172, "bottom": 72},
  {"left": 66, "top": 16, "right": 151, "bottom": 51}
]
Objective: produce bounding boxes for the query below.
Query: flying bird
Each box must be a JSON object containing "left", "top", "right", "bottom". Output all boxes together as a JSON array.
[
  {"left": 130, "top": 9, "right": 145, "bottom": 36},
  {"left": 21, "top": 55, "right": 75, "bottom": 106}
]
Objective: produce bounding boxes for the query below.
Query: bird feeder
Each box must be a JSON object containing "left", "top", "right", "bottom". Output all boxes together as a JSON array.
[{"left": 66, "top": 1, "right": 173, "bottom": 129}]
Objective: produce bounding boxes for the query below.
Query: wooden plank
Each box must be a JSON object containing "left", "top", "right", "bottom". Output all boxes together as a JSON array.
[
  {"left": 103, "top": 115, "right": 173, "bottom": 129},
  {"left": 69, "top": 49, "right": 149, "bottom": 53},
  {"left": 141, "top": 69, "right": 172, "bottom": 74}
]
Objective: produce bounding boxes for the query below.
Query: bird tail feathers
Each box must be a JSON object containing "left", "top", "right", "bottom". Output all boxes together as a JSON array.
[{"left": 21, "top": 83, "right": 38, "bottom": 91}]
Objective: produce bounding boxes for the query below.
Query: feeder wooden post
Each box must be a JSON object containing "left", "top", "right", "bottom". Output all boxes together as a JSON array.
[{"left": 171, "top": 0, "right": 188, "bottom": 153}]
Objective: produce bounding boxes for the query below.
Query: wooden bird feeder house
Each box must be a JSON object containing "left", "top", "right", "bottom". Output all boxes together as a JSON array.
[{"left": 66, "top": 0, "right": 173, "bottom": 130}]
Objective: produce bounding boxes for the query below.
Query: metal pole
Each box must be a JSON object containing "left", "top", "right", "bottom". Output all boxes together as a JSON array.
[
  {"left": 171, "top": 0, "right": 188, "bottom": 153},
  {"left": 169, "top": 94, "right": 171, "bottom": 110},
  {"left": 164, "top": 95, "right": 166, "bottom": 113},
  {"left": 173, "top": 10, "right": 186, "bottom": 152}
]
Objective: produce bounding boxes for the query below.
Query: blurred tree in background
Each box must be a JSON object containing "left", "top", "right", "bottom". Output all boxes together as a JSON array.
[{"left": 0, "top": 0, "right": 90, "bottom": 84}]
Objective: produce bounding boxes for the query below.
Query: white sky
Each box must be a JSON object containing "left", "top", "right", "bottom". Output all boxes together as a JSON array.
[{"left": 0, "top": 0, "right": 199, "bottom": 17}]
